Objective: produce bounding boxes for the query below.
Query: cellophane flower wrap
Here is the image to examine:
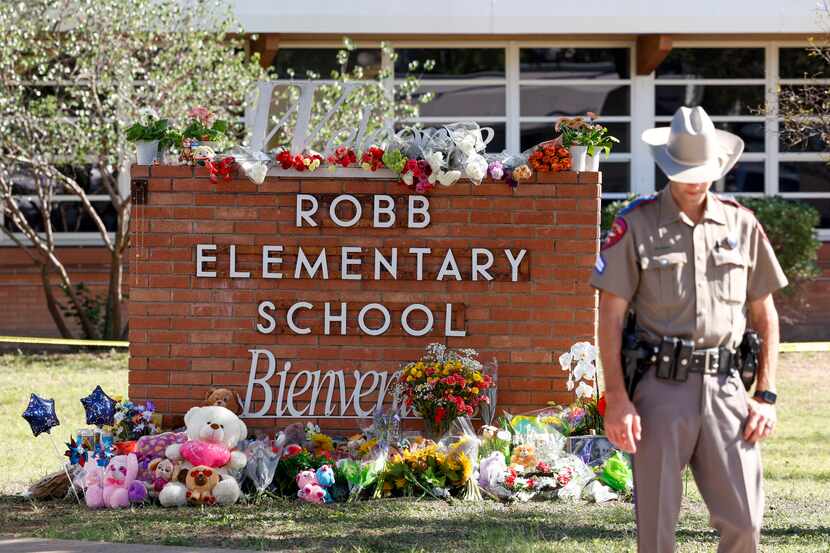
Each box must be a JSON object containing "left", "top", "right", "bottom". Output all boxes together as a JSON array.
[
  {"left": 337, "top": 446, "right": 386, "bottom": 502},
  {"left": 376, "top": 437, "right": 448, "bottom": 499},
  {"left": 400, "top": 343, "right": 493, "bottom": 438},
  {"left": 438, "top": 417, "right": 482, "bottom": 501},
  {"left": 506, "top": 407, "right": 567, "bottom": 464},
  {"left": 111, "top": 399, "right": 160, "bottom": 442}
]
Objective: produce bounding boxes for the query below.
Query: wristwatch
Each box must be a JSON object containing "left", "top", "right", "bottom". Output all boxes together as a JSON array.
[{"left": 753, "top": 390, "right": 777, "bottom": 405}]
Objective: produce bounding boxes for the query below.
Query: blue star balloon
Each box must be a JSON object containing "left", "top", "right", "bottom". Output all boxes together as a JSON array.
[
  {"left": 80, "top": 385, "right": 117, "bottom": 427},
  {"left": 22, "top": 393, "right": 60, "bottom": 437}
]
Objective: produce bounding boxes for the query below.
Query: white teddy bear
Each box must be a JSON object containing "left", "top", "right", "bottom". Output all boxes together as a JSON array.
[{"left": 159, "top": 405, "right": 248, "bottom": 507}]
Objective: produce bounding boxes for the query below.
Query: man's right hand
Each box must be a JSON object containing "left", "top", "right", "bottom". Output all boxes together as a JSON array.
[{"left": 604, "top": 391, "right": 642, "bottom": 453}]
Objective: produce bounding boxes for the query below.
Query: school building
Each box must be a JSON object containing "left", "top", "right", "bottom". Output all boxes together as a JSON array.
[{"left": 3, "top": 0, "right": 830, "bottom": 340}]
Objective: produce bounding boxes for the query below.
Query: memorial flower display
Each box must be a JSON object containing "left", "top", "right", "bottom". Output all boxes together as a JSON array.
[
  {"left": 21, "top": 348, "right": 630, "bottom": 508},
  {"left": 399, "top": 343, "right": 493, "bottom": 438}
]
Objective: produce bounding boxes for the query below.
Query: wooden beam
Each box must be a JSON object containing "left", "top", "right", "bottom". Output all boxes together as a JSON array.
[
  {"left": 636, "top": 34, "right": 673, "bottom": 75},
  {"left": 249, "top": 33, "right": 281, "bottom": 70}
]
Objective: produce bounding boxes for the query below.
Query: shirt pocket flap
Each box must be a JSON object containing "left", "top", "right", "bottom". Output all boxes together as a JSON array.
[
  {"left": 713, "top": 249, "right": 746, "bottom": 268},
  {"left": 640, "top": 252, "right": 687, "bottom": 270}
]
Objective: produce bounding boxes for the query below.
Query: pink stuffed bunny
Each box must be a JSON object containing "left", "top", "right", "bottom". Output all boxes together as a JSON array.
[
  {"left": 295, "top": 469, "right": 325, "bottom": 504},
  {"left": 84, "top": 453, "right": 147, "bottom": 509},
  {"left": 298, "top": 483, "right": 327, "bottom": 503}
]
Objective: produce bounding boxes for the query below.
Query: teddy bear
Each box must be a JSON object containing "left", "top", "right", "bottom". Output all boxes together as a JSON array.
[
  {"left": 296, "top": 469, "right": 326, "bottom": 504},
  {"left": 84, "top": 453, "right": 147, "bottom": 509},
  {"left": 185, "top": 466, "right": 221, "bottom": 505},
  {"left": 158, "top": 405, "right": 248, "bottom": 507},
  {"left": 509, "top": 444, "right": 538, "bottom": 472},
  {"left": 315, "top": 465, "right": 335, "bottom": 503},
  {"left": 146, "top": 458, "right": 178, "bottom": 497},
  {"left": 204, "top": 388, "right": 242, "bottom": 415}
]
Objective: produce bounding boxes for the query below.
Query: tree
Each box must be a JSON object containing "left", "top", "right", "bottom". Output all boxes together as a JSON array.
[
  {"left": 0, "top": 0, "right": 266, "bottom": 339},
  {"left": 776, "top": 7, "right": 830, "bottom": 150}
]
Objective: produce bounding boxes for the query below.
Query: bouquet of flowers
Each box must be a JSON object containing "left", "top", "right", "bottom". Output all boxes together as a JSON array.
[
  {"left": 376, "top": 439, "right": 448, "bottom": 499},
  {"left": 439, "top": 418, "right": 481, "bottom": 501},
  {"left": 528, "top": 142, "right": 571, "bottom": 173},
  {"left": 111, "top": 399, "right": 160, "bottom": 442},
  {"left": 399, "top": 343, "right": 493, "bottom": 438}
]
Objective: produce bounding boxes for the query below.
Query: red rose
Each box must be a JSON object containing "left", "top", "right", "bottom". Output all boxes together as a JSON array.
[{"left": 284, "top": 444, "right": 302, "bottom": 457}]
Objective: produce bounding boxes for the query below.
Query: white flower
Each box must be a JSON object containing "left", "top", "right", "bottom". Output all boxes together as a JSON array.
[
  {"left": 573, "top": 359, "right": 596, "bottom": 382},
  {"left": 575, "top": 381, "right": 595, "bottom": 399},
  {"left": 570, "top": 342, "right": 596, "bottom": 362},
  {"left": 559, "top": 352, "right": 573, "bottom": 372}
]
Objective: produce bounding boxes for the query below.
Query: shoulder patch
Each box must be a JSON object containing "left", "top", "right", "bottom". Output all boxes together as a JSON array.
[
  {"left": 594, "top": 254, "right": 606, "bottom": 274},
  {"left": 619, "top": 194, "right": 657, "bottom": 217},
  {"left": 602, "top": 217, "right": 628, "bottom": 251}
]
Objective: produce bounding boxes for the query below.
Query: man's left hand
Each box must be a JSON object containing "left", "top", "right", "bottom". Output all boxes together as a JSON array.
[{"left": 743, "top": 398, "right": 777, "bottom": 443}]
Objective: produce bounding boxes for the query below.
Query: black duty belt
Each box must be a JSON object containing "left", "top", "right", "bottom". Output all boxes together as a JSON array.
[
  {"left": 686, "top": 348, "right": 734, "bottom": 375},
  {"left": 643, "top": 344, "right": 735, "bottom": 377}
]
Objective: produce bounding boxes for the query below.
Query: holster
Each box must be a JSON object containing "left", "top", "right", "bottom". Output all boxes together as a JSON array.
[
  {"left": 738, "top": 329, "right": 762, "bottom": 391},
  {"left": 620, "top": 313, "right": 651, "bottom": 400}
]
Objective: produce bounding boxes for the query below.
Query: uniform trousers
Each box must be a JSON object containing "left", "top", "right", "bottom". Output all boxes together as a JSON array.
[{"left": 632, "top": 369, "right": 763, "bottom": 553}]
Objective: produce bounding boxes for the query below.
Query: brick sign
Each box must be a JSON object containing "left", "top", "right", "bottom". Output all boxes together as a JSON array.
[{"left": 128, "top": 166, "right": 600, "bottom": 432}]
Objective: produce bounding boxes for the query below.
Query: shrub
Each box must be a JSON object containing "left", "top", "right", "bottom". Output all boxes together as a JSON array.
[{"left": 601, "top": 194, "right": 822, "bottom": 292}]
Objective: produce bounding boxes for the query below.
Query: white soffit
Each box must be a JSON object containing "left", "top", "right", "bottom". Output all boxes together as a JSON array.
[{"left": 232, "top": 0, "right": 823, "bottom": 35}]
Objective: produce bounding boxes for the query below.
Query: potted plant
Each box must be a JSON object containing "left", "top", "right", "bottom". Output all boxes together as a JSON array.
[
  {"left": 584, "top": 124, "right": 620, "bottom": 172},
  {"left": 556, "top": 113, "right": 619, "bottom": 173},
  {"left": 126, "top": 109, "right": 169, "bottom": 165},
  {"left": 178, "top": 106, "right": 230, "bottom": 152}
]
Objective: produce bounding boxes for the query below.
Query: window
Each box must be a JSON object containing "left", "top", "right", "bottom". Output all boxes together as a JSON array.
[
  {"left": 778, "top": 47, "right": 830, "bottom": 235},
  {"left": 2, "top": 165, "right": 118, "bottom": 244},
  {"left": 519, "top": 48, "right": 632, "bottom": 196},
  {"left": 273, "top": 48, "right": 383, "bottom": 79},
  {"left": 394, "top": 47, "right": 508, "bottom": 154},
  {"left": 653, "top": 47, "right": 767, "bottom": 195}
]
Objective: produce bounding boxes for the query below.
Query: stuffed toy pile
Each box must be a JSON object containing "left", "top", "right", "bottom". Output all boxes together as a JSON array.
[{"left": 158, "top": 405, "right": 248, "bottom": 507}]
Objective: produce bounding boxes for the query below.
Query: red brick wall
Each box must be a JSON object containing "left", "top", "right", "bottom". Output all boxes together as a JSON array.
[
  {"left": 0, "top": 247, "right": 113, "bottom": 338},
  {"left": 127, "top": 165, "right": 601, "bottom": 432}
]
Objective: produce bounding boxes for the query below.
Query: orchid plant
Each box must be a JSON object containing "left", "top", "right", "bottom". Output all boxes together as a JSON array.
[{"left": 559, "top": 342, "right": 599, "bottom": 400}]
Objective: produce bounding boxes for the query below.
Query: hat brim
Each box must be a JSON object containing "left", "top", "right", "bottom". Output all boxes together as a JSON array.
[{"left": 641, "top": 127, "right": 745, "bottom": 184}]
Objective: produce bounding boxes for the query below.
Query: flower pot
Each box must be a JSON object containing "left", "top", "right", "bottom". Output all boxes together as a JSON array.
[
  {"left": 587, "top": 151, "right": 602, "bottom": 172},
  {"left": 135, "top": 140, "right": 159, "bottom": 165},
  {"left": 568, "top": 145, "right": 588, "bottom": 172}
]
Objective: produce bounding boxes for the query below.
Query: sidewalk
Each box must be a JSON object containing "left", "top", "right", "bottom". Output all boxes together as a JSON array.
[{"left": 0, "top": 538, "right": 273, "bottom": 553}]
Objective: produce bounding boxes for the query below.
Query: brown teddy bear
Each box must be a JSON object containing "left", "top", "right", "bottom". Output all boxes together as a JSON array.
[
  {"left": 203, "top": 388, "right": 241, "bottom": 415},
  {"left": 509, "top": 444, "right": 538, "bottom": 471},
  {"left": 185, "top": 466, "right": 220, "bottom": 505}
]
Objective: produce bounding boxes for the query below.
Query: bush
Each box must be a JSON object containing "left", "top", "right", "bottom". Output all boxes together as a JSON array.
[{"left": 601, "top": 194, "right": 822, "bottom": 291}]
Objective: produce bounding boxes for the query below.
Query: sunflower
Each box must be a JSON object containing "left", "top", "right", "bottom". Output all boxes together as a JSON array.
[{"left": 310, "top": 432, "right": 334, "bottom": 454}]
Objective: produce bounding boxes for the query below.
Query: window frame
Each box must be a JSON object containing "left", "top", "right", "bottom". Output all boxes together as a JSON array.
[{"left": 21, "top": 39, "right": 821, "bottom": 247}]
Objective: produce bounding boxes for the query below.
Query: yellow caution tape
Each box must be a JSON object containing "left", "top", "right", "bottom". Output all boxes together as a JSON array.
[
  {"left": 0, "top": 335, "right": 827, "bottom": 353},
  {"left": 778, "top": 342, "right": 830, "bottom": 353},
  {"left": 0, "top": 336, "right": 129, "bottom": 348}
]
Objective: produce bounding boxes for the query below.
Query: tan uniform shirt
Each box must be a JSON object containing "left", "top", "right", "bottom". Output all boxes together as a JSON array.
[{"left": 590, "top": 189, "right": 788, "bottom": 349}]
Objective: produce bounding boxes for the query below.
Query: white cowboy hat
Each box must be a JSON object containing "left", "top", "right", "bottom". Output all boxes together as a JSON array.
[{"left": 641, "top": 106, "right": 744, "bottom": 183}]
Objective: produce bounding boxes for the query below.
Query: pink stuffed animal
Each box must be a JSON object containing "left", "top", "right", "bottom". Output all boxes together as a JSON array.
[
  {"left": 84, "top": 453, "right": 147, "bottom": 509},
  {"left": 298, "top": 483, "right": 327, "bottom": 503},
  {"left": 296, "top": 469, "right": 325, "bottom": 504}
]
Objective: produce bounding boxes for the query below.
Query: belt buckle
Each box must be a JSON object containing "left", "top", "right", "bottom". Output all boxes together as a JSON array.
[{"left": 704, "top": 350, "right": 721, "bottom": 375}]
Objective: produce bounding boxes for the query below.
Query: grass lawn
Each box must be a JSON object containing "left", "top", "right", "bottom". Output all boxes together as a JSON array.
[{"left": 0, "top": 351, "right": 828, "bottom": 552}]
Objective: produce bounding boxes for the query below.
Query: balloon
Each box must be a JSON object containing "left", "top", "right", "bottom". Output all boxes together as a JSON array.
[
  {"left": 80, "top": 385, "right": 117, "bottom": 427},
  {"left": 22, "top": 393, "right": 60, "bottom": 437}
]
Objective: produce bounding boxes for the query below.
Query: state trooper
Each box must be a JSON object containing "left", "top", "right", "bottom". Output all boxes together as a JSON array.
[{"left": 591, "top": 106, "right": 788, "bottom": 553}]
